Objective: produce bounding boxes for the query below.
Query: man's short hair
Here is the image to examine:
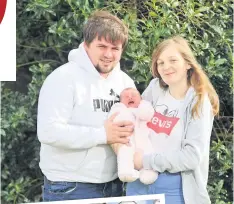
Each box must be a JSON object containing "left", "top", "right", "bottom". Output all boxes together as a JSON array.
[{"left": 83, "top": 10, "right": 128, "bottom": 49}]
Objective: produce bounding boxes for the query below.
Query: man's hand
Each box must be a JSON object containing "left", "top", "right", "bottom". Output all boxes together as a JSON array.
[
  {"left": 105, "top": 112, "right": 134, "bottom": 144},
  {"left": 133, "top": 149, "right": 143, "bottom": 170}
]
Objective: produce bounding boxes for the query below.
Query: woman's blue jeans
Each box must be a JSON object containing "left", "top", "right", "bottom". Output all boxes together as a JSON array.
[{"left": 126, "top": 172, "right": 185, "bottom": 204}]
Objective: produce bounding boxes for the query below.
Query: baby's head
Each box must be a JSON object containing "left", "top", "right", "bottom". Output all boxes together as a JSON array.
[{"left": 120, "top": 88, "right": 141, "bottom": 108}]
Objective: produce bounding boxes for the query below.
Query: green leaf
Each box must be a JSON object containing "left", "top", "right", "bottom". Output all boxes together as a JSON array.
[
  {"left": 197, "top": 7, "right": 210, "bottom": 13},
  {"left": 149, "top": 11, "right": 157, "bottom": 17},
  {"left": 215, "top": 59, "right": 227, "bottom": 66},
  {"left": 172, "top": 1, "right": 179, "bottom": 8}
]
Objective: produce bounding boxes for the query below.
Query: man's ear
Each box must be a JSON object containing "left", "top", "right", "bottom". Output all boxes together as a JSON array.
[
  {"left": 83, "top": 41, "right": 89, "bottom": 50},
  {"left": 83, "top": 41, "right": 87, "bottom": 49}
]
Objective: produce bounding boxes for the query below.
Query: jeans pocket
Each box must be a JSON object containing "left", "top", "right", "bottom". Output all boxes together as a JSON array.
[
  {"left": 48, "top": 181, "right": 77, "bottom": 195},
  {"left": 111, "top": 178, "right": 124, "bottom": 197}
]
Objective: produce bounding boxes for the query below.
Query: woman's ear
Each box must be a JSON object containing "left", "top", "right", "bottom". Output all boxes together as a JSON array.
[{"left": 186, "top": 63, "right": 191, "bottom": 70}]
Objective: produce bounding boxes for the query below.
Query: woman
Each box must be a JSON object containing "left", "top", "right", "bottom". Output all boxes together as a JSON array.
[{"left": 126, "top": 36, "right": 219, "bottom": 204}]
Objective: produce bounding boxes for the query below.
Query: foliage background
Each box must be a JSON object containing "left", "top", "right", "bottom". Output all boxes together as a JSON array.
[{"left": 1, "top": 0, "right": 233, "bottom": 203}]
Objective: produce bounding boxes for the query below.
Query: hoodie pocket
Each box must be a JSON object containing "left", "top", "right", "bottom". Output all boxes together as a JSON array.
[
  {"left": 51, "top": 147, "right": 88, "bottom": 171},
  {"left": 76, "top": 145, "right": 117, "bottom": 176}
]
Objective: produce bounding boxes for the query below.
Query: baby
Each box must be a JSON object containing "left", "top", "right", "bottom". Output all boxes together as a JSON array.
[{"left": 109, "top": 88, "right": 158, "bottom": 184}]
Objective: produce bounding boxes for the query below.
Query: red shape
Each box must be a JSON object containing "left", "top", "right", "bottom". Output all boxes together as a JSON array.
[
  {"left": 147, "top": 112, "right": 179, "bottom": 136},
  {"left": 0, "top": 0, "right": 7, "bottom": 24}
]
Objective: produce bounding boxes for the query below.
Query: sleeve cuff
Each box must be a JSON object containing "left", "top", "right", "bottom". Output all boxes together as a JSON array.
[{"left": 93, "top": 126, "right": 107, "bottom": 145}]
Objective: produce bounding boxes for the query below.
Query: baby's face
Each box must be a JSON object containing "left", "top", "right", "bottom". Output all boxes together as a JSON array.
[{"left": 120, "top": 89, "right": 141, "bottom": 108}]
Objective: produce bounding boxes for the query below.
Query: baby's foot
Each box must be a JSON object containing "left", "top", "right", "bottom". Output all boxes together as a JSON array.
[
  {"left": 119, "top": 169, "right": 139, "bottom": 182},
  {"left": 139, "top": 169, "right": 158, "bottom": 184}
]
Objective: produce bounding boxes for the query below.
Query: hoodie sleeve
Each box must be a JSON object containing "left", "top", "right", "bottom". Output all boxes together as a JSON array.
[
  {"left": 143, "top": 95, "right": 214, "bottom": 173},
  {"left": 142, "top": 78, "right": 160, "bottom": 101},
  {"left": 142, "top": 80, "right": 153, "bottom": 100},
  {"left": 122, "top": 72, "right": 136, "bottom": 89},
  {"left": 37, "top": 69, "right": 106, "bottom": 150}
]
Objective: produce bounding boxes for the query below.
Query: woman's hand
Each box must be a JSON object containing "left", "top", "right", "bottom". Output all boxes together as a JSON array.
[{"left": 134, "top": 149, "right": 144, "bottom": 170}]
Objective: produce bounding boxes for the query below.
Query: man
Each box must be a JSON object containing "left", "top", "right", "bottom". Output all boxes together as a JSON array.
[{"left": 37, "top": 11, "right": 135, "bottom": 201}]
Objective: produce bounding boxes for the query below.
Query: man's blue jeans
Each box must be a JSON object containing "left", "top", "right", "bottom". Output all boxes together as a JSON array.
[{"left": 43, "top": 176, "right": 124, "bottom": 201}]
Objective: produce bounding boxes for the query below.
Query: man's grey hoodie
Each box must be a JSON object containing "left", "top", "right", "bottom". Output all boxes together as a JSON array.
[{"left": 37, "top": 42, "right": 135, "bottom": 183}]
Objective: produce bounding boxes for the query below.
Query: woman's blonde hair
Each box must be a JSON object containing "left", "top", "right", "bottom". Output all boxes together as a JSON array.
[{"left": 151, "top": 36, "right": 219, "bottom": 118}]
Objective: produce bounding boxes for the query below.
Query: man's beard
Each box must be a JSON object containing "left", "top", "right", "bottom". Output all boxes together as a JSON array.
[{"left": 95, "top": 64, "right": 114, "bottom": 74}]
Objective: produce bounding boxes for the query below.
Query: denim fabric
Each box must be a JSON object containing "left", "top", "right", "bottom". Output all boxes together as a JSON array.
[
  {"left": 126, "top": 172, "right": 185, "bottom": 204},
  {"left": 43, "top": 177, "right": 124, "bottom": 201}
]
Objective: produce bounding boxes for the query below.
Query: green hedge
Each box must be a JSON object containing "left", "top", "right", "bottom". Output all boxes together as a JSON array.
[{"left": 1, "top": 0, "right": 233, "bottom": 203}]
